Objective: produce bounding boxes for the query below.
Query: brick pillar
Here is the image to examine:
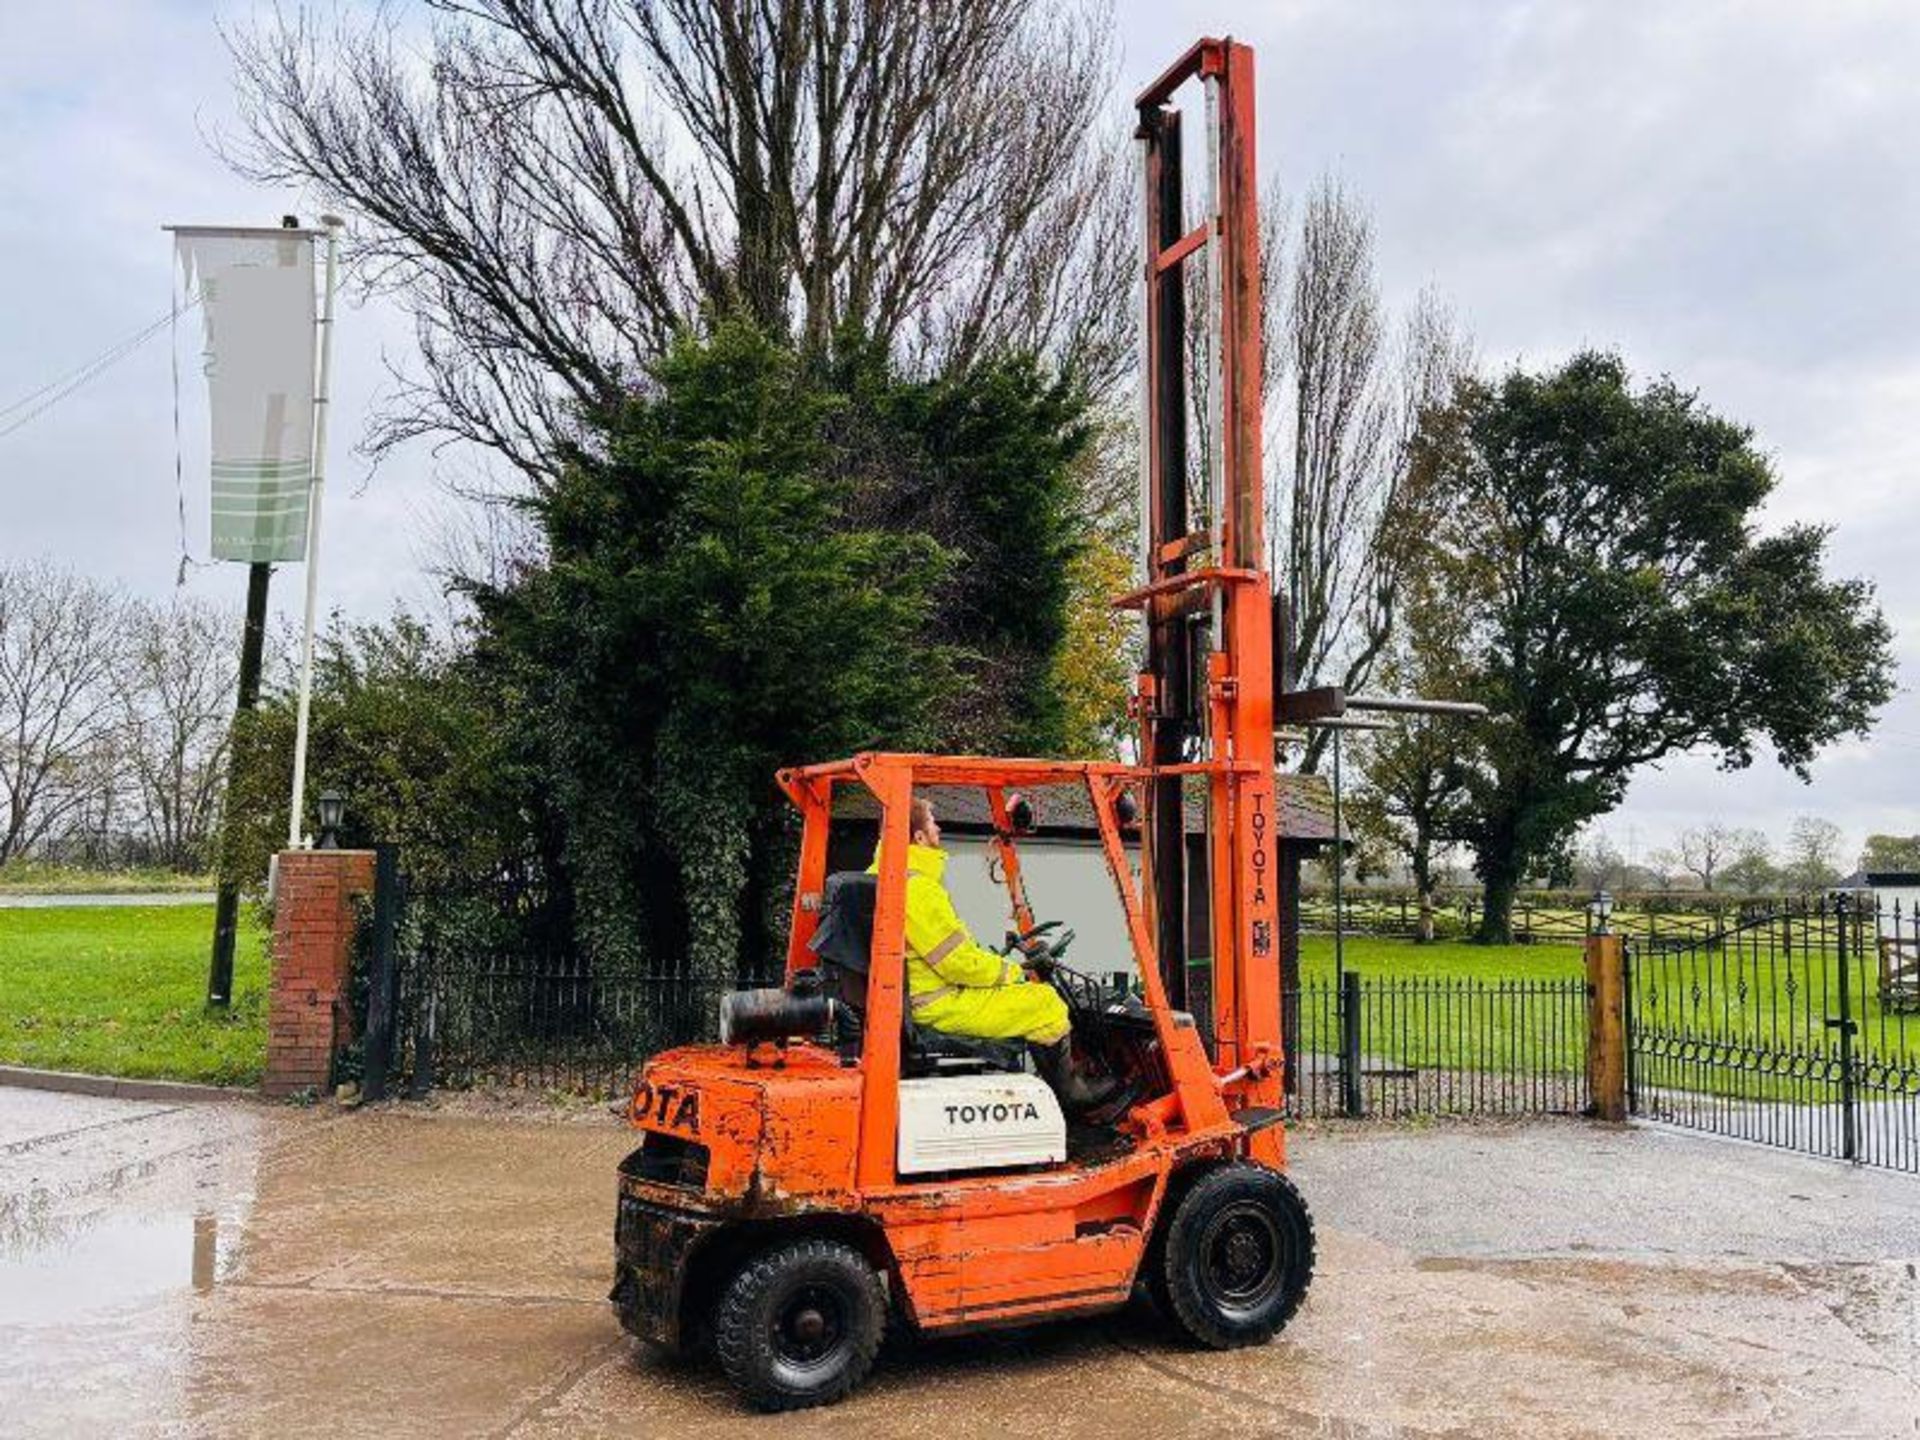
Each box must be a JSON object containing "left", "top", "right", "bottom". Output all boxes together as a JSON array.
[{"left": 264, "top": 849, "right": 377, "bottom": 1098}]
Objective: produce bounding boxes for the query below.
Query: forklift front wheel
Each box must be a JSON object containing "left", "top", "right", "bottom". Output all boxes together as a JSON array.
[
  {"left": 1160, "top": 1164, "right": 1315, "bottom": 1349},
  {"left": 712, "top": 1238, "right": 886, "bottom": 1411}
]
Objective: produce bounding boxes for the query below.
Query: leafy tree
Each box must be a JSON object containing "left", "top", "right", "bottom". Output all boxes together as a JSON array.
[
  {"left": 1347, "top": 722, "right": 1476, "bottom": 941},
  {"left": 1346, "top": 610, "right": 1480, "bottom": 938},
  {"left": 852, "top": 349, "right": 1092, "bottom": 754},
  {"left": 476, "top": 323, "right": 958, "bottom": 1009},
  {"left": 1718, "top": 830, "right": 1779, "bottom": 896},
  {"left": 1052, "top": 533, "right": 1137, "bottom": 758},
  {"left": 221, "top": 614, "right": 536, "bottom": 892},
  {"left": 1859, "top": 833, "right": 1920, "bottom": 873},
  {"left": 1347, "top": 496, "right": 1484, "bottom": 938},
  {"left": 1782, "top": 815, "right": 1847, "bottom": 892},
  {"left": 1415, "top": 352, "right": 1894, "bottom": 942}
]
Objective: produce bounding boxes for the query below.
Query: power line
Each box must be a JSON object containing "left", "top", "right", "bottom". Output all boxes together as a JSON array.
[{"left": 0, "top": 299, "right": 198, "bottom": 440}]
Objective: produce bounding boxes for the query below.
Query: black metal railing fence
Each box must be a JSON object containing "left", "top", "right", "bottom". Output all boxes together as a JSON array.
[
  {"left": 378, "top": 872, "right": 785, "bottom": 1096},
  {"left": 1284, "top": 972, "right": 1589, "bottom": 1120},
  {"left": 357, "top": 875, "right": 1592, "bottom": 1116},
  {"left": 1626, "top": 895, "right": 1919, "bottom": 1172}
]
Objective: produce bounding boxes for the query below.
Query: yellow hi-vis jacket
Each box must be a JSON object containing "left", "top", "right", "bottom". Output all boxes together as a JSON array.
[{"left": 868, "top": 841, "right": 1071, "bottom": 1045}]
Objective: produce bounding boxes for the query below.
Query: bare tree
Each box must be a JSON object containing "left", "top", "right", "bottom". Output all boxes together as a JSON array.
[
  {"left": 1673, "top": 822, "right": 1738, "bottom": 892},
  {"left": 1642, "top": 847, "right": 1681, "bottom": 892},
  {"left": 1574, "top": 828, "right": 1626, "bottom": 893},
  {"left": 1262, "top": 178, "right": 1470, "bottom": 767},
  {"left": 226, "top": 0, "right": 1132, "bottom": 483},
  {"left": 117, "top": 598, "right": 239, "bottom": 871},
  {"left": 0, "top": 563, "right": 129, "bottom": 865}
]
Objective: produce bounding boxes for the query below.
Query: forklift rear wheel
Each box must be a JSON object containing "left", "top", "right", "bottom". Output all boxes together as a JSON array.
[
  {"left": 1160, "top": 1164, "right": 1315, "bottom": 1349},
  {"left": 712, "top": 1238, "right": 886, "bottom": 1411}
]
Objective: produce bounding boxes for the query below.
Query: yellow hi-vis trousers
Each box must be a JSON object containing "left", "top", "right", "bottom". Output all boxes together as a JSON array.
[
  {"left": 912, "top": 978, "right": 1071, "bottom": 1046},
  {"left": 870, "top": 840, "right": 1073, "bottom": 1046}
]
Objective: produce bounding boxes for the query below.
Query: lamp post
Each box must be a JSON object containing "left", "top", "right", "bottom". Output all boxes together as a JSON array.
[
  {"left": 316, "top": 790, "right": 345, "bottom": 851},
  {"left": 1589, "top": 888, "right": 1615, "bottom": 937}
]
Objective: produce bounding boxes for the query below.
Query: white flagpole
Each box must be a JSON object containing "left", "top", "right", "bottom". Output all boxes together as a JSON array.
[{"left": 287, "top": 215, "right": 344, "bottom": 849}]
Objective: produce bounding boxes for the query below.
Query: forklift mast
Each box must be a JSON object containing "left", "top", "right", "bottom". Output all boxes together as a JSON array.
[{"left": 1126, "top": 39, "right": 1280, "bottom": 1077}]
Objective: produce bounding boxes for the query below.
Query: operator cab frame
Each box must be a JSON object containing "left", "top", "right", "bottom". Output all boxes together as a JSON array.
[{"left": 775, "top": 751, "right": 1248, "bottom": 1192}]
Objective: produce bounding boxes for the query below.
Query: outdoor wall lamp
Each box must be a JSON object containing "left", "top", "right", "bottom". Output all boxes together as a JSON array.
[
  {"left": 1005, "top": 792, "right": 1036, "bottom": 834},
  {"left": 316, "top": 790, "right": 345, "bottom": 850},
  {"left": 1589, "top": 889, "right": 1615, "bottom": 936}
]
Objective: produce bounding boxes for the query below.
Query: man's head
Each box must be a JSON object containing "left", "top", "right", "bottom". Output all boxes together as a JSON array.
[{"left": 906, "top": 795, "right": 941, "bottom": 849}]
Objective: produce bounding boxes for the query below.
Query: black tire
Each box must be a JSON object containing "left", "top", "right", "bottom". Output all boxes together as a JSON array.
[
  {"left": 711, "top": 1238, "right": 885, "bottom": 1411},
  {"left": 1159, "top": 1163, "right": 1314, "bottom": 1349}
]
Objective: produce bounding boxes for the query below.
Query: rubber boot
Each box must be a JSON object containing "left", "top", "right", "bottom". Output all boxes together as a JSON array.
[{"left": 1031, "top": 1036, "right": 1121, "bottom": 1115}]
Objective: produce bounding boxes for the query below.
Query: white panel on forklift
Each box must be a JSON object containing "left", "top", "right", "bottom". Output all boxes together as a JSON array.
[{"left": 896, "top": 1073, "right": 1066, "bottom": 1175}]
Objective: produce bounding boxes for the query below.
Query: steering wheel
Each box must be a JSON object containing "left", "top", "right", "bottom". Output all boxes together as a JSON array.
[
  {"left": 1005, "top": 920, "right": 1061, "bottom": 954},
  {"left": 1020, "top": 929, "right": 1077, "bottom": 988}
]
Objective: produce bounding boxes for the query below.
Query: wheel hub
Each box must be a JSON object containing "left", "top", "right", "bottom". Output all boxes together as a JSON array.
[
  {"left": 1223, "top": 1227, "right": 1264, "bottom": 1281},
  {"left": 773, "top": 1284, "right": 845, "bottom": 1367},
  {"left": 790, "top": 1308, "right": 827, "bottom": 1345},
  {"left": 1202, "top": 1203, "right": 1285, "bottom": 1316}
]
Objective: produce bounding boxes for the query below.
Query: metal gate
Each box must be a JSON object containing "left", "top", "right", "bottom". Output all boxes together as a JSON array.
[{"left": 1626, "top": 896, "right": 1920, "bottom": 1172}]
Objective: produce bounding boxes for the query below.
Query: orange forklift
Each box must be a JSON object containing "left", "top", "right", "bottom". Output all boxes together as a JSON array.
[{"left": 611, "top": 37, "right": 1316, "bottom": 1410}]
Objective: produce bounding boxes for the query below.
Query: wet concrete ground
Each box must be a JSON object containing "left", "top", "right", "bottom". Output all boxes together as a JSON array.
[
  {"left": 0, "top": 892, "right": 214, "bottom": 907},
  {"left": 3, "top": 1088, "right": 1916, "bottom": 1438}
]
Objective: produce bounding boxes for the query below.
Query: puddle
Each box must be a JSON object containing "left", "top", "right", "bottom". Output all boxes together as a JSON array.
[{"left": 0, "top": 1208, "right": 228, "bottom": 1326}]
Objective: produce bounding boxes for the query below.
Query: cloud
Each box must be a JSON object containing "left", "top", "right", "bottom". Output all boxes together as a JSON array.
[
  {"left": 1117, "top": 1, "right": 1920, "bottom": 852},
  {"left": 0, "top": 0, "right": 442, "bottom": 627},
  {"left": 4, "top": 1, "right": 1917, "bottom": 854}
]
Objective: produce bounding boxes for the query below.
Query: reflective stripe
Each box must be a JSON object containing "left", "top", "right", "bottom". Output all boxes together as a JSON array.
[
  {"left": 910, "top": 985, "right": 954, "bottom": 1011},
  {"left": 923, "top": 931, "right": 966, "bottom": 976}
]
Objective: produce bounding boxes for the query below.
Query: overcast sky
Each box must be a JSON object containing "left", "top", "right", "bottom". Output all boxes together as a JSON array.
[{"left": 2, "top": 1, "right": 1917, "bottom": 866}]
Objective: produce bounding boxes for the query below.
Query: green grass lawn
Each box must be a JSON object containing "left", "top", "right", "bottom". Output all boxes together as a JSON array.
[
  {"left": 1289, "top": 934, "right": 1587, "bottom": 1078},
  {"left": 1299, "top": 933, "right": 1582, "bottom": 981},
  {"left": 0, "top": 861, "right": 214, "bottom": 894},
  {"left": 0, "top": 903, "right": 267, "bottom": 1085}
]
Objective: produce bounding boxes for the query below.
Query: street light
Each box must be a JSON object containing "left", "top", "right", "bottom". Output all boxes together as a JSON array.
[
  {"left": 1589, "top": 889, "right": 1615, "bottom": 936},
  {"left": 316, "top": 790, "right": 345, "bottom": 850}
]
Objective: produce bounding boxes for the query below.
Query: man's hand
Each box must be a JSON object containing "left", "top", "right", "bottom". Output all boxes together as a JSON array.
[{"left": 1020, "top": 941, "right": 1058, "bottom": 981}]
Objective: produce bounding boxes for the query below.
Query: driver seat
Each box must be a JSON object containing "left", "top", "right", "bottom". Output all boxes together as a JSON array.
[{"left": 808, "top": 871, "right": 1026, "bottom": 1077}]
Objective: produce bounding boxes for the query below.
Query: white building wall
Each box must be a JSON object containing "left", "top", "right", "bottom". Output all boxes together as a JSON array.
[
  {"left": 1867, "top": 885, "right": 1920, "bottom": 927},
  {"left": 942, "top": 837, "right": 1143, "bottom": 985}
]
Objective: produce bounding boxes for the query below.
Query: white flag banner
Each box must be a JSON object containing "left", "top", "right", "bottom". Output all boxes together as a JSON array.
[{"left": 175, "top": 230, "right": 317, "bottom": 563}]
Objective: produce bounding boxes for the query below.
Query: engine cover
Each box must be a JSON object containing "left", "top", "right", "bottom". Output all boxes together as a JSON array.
[{"left": 896, "top": 1073, "right": 1066, "bottom": 1175}]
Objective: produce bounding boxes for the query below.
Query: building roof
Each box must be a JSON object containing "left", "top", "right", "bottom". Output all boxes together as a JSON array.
[
  {"left": 1834, "top": 870, "right": 1920, "bottom": 890},
  {"left": 833, "top": 772, "right": 1343, "bottom": 846}
]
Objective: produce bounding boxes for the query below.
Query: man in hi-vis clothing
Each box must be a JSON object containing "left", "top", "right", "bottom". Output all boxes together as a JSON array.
[{"left": 871, "top": 797, "right": 1117, "bottom": 1111}]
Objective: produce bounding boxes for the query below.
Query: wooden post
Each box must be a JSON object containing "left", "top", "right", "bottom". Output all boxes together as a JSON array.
[{"left": 1585, "top": 932, "right": 1627, "bottom": 1121}]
